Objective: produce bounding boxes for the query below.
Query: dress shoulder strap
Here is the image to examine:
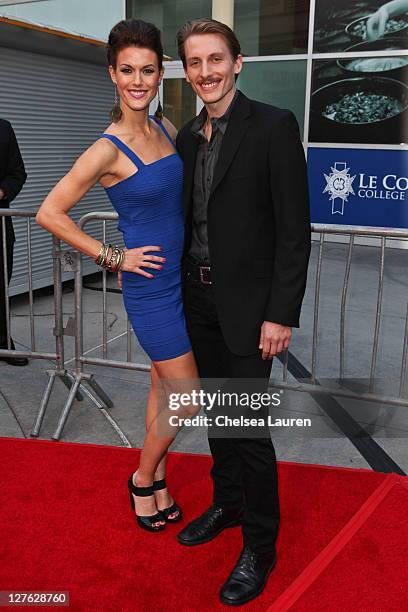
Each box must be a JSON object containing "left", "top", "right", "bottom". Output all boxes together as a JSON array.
[
  {"left": 99, "top": 134, "right": 144, "bottom": 167},
  {"left": 150, "top": 115, "right": 176, "bottom": 150}
]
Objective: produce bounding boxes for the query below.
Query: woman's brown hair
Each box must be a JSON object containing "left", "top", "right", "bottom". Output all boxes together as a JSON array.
[{"left": 107, "top": 18, "right": 163, "bottom": 70}]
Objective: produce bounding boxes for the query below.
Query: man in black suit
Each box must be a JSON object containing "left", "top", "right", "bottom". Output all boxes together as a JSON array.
[
  {"left": 0, "top": 119, "right": 28, "bottom": 366},
  {"left": 175, "top": 19, "right": 311, "bottom": 606}
]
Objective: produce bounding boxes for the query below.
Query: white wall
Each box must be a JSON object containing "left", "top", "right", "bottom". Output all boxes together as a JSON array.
[{"left": 1, "top": 0, "right": 123, "bottom": 40}]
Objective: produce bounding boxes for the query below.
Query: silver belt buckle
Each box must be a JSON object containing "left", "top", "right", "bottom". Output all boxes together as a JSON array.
[{"left": 199, "top": 266, "right": 211, "bottom": 284}]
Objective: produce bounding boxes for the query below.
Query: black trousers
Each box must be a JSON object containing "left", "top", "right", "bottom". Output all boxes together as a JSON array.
[
  {"left": 183, "top": 273, "right": 280, "bottom": 553},
  {"left": 0, "top": 230, "right": 14, "bottom": 347}
]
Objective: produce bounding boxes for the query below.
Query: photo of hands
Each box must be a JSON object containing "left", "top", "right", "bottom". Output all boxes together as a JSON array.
[
  {"left": 314, "top": 0, "right": 408, "bottom": 53},
  {"left": 311, "top": 1, "right": 408, "bottom": 145}
]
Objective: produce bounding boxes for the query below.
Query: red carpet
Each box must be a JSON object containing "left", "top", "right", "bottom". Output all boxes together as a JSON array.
[{"left": 1, "top": 437, "right": 407, "bottom": 611}]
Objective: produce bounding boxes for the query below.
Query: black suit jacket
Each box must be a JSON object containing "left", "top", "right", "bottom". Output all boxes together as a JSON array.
[
  {"left": 0, "top": 119, "right": 27, "bottom": 242},
  {"left": 176, "top": 91, "right": 311, "bottom": 356}
]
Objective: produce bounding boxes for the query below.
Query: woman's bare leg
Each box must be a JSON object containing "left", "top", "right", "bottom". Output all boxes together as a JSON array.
[
  {"left": 145, "top": 363, "right": 165, "bottom": 467},
  {"left": 145, "top": 364, "right": 176, "bottom": 518},
  {"left": 131, "top": 351, "right": 199, "bottom": 524}
]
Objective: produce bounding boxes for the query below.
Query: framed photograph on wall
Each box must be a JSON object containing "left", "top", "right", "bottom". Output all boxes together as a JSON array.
[
  {"left": 309, "top": 56, "right": 408, "bottom": 144},
  {"left": 314, "top": 0, "right": 408, "bottom": 53}
]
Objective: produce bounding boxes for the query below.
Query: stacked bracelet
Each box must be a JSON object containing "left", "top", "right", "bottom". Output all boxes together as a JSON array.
[
  {"left": 95, "top": 243, "right": 110, "bottom": 266},
  {"left": 95, "top": 242, "right": 125, "bottom": 273},
  {"left": 106, "top": 244, "right": 125, "bottom": 272}
]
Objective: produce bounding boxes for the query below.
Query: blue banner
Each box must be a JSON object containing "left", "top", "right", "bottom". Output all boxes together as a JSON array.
[{"left": 308, "top": 148, "right": 408, "bottom": 228}]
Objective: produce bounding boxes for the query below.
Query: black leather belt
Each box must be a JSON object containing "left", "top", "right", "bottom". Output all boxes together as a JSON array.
[{"left": 185, "top": 258, "right": 212, "bottom": 284}]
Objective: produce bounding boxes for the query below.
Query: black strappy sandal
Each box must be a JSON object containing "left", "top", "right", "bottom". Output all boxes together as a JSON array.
[
  {"left": 127, "top": 473, "right": 166, "bottom": 532},
  {"left": 153, "top": 478, "right": 183, "bottom": 523}
]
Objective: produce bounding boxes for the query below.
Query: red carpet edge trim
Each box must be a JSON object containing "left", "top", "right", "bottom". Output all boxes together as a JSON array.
[{"left": 266, "top": 472, "right": 400, "bottom": 612}]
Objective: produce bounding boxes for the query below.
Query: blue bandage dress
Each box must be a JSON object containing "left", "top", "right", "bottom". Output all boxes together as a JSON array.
[{"left": 99, "top": 119, "right": 192, "bottom": 362}]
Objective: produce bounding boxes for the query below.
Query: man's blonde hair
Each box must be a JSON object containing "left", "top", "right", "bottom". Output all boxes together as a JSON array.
[{"left": 176, "top": 17, "right": 241, "bottom": 67}]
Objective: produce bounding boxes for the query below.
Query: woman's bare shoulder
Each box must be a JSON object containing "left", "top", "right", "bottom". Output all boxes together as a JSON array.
[
  {"left": 86, "top": 136, "right": 119, "bottom": 161},
  {"left": 162, "top": 116, "right": 178, "bottom": 143},
  {"left": 71, "top": 136, "right": 119, "bottom": 181}
]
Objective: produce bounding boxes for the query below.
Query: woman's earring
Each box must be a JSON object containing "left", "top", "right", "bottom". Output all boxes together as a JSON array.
[
  {"left": 154, "top": 90, "right": 163, "bottom": 121},
  {"left": 110, "top": 85, "right": 122, "bottom": 123}
]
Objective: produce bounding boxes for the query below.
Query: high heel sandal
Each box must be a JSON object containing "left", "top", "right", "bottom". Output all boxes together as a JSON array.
[
  {"left": 153, "top": 478, "right": 182, "bottom": 523},
  {"left": 127, "top": 473, "right": 166, "bottom": 533}
]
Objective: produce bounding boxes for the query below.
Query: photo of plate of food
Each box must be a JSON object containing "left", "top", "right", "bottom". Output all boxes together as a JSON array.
[{"left": 309, "top": 65, "right": 408, "bottom": 143}]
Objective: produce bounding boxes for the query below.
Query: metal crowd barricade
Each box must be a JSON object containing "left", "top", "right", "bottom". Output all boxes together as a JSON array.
[
  {"left": 60, "top": 213, "right": 408, "bottom": 441},
  {"left": 0, "top": 209, "right": 86, "bottom": 437},
  {"left": 6, "top": 209, "right": 406, "bottom": 442},
  {"left": 276, "top": 224, "right": 408, "bottom": 408},
  {"left": 48, "top": 212, "right": 151, "bottom": 441},
  {"left": 0, "top": 209, "right": 130, "bottom": 443}
]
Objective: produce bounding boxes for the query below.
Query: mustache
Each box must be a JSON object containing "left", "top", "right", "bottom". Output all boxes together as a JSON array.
[{"left": 197, "top": 79, "right": 220, "bottom": 85}]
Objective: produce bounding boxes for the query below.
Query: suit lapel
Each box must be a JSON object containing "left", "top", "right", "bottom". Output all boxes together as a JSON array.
[{"left": 210, "top": 91, "right": 252, "bottom": 197}]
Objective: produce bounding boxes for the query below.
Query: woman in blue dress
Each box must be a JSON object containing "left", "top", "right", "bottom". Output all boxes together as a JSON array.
[{"left": 36, "top": 19, "right": 199, "bottom": 532}]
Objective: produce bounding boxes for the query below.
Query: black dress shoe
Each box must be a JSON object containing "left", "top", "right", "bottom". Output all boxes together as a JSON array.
[
  {"left": 177, "top": 504, "right": 242, "bottom": 546},
  {"left": 219, "top": 545, "right": 277, "bottom": 606}
]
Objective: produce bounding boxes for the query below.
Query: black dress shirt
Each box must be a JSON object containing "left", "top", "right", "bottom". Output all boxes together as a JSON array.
[{"left": 189, "top": 90, "right": 238, "bottom": 263}]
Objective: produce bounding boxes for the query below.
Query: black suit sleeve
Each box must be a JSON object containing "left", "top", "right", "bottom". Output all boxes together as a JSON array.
[
  {"left": 265, "top": 111, "right": 311, "bottom": 327},
  {"left": 0, "top": 122, "right": 27, "bottom": 205}
]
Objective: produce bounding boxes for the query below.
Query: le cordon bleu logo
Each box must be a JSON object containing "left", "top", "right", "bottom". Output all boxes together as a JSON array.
[{"left": 323, "top": 161, "right": 406, "bottom": 215}]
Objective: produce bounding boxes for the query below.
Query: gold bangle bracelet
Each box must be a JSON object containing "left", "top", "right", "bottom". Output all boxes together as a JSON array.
[
  {"left": 95, "top": 242, "right": 107, "bottom": 266},
  {"left": 96, "top": 243, "right": 124, "bottom": 272}
]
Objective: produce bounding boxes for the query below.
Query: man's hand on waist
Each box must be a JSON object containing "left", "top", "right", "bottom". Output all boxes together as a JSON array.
[{"left": 259, "top": 321, "right": 292, "bottom": 360}]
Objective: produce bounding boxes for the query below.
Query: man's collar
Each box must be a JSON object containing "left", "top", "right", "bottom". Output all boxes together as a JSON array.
[
  {"left": 190, "top": 106, "right": 207, "bottom": 137},
  {"left": 191, "top": 89, "right": 239, "bottom": 137}
]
